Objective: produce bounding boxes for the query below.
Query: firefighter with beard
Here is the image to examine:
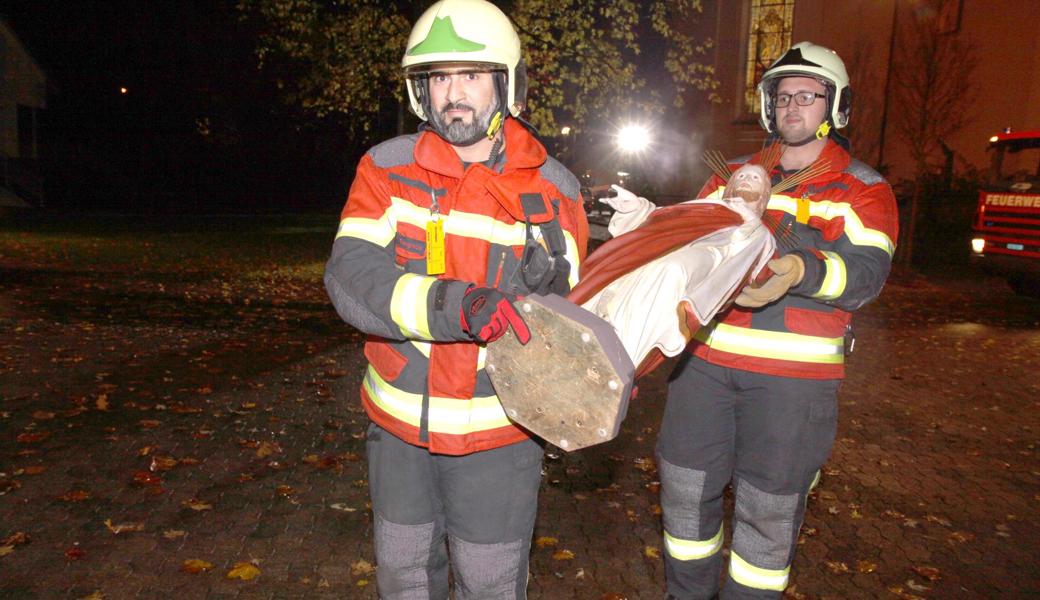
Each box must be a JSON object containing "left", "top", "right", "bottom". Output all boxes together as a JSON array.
[
  {"left": 653, "top": 42, "right": 899, "bottom": 599},
  {"left": 323, "top": 1, "right": 588, "bottom": 597}
]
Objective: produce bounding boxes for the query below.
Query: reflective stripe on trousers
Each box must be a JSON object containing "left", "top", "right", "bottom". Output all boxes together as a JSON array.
[
  {"left": 366, "top": 422, "right": 544, "bottom": 599},
  {"left": 656, "top": 355, "right": 840, "bottom": 599}
]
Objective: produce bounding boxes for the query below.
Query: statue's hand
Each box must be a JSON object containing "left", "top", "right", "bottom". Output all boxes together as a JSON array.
[{"left": 599, "top": 185, "right": 648, "bottom": 214}]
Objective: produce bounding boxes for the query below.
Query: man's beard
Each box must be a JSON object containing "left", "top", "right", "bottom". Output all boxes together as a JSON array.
[{"left": 431, "top": 98, "right": 498, "bottom": 146}]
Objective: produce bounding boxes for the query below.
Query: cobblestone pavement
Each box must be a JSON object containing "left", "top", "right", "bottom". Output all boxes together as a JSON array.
[{"left": 2, "top": 247, "right": 1039, "bottom": 599}]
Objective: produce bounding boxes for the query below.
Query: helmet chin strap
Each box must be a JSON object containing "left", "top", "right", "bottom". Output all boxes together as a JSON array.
[{"left": 783, "top": 121, "right": 832, "bottom": 147}]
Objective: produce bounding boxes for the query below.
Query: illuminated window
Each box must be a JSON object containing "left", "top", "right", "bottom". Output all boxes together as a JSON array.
[{"left": 744, "top": 0, "right": 795, "bottom": 113}]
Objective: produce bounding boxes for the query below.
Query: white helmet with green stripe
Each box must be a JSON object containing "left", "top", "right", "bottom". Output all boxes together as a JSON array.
[{"left": 402, "top": 0, "right": 526, "bottom": 123}]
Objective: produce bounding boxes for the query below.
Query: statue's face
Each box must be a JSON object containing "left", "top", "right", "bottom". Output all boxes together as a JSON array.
[{"left": 723, "top": 164, "right": 770, "bottom": 217}]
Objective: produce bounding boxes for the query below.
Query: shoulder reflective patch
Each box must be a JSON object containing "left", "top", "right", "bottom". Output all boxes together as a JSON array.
[
  {"left": 766, "top": 194, "right": 895, "bottom": 256},
  {"left": 368, "top": 134, "right": 420, "bottom": 169},
  {"left": 336, "top": 215, "right": 395, "bottom": 247},
  {"left": 844, "top": 159, "right": 886, "bottom": 186},
  {"left": 539, "top": 157, "right": 581, "bottom": 202}
]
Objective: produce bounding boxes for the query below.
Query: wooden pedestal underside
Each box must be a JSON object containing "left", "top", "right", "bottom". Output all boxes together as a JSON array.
[{"left": 486, "top": 294, "right": 635, "bottom": 451}]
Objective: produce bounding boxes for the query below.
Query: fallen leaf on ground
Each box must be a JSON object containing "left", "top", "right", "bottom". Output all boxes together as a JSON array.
[
  {"left": 104, "top": 519, "right": 144, "bottom": 534},
  {"left": 911, "top": 565, "right": 941, "bottom": 581},
  {"left": 59, "top": 490, "right": 91, "bottom": 502},
  {"left": 856, "top": 560, "right": 878, "bottom": 573},
  {"left": 0, "top": 479, "right": 22, "bottom": 495},
  {"left": 226, "top": 561, "right": 261, "bottom": 580},
  {"left": 31, "top": 411, "right": 55, "bottom": 420},
  {"left": 132, "top": 471, "right": 162, "bottom": 486},
  {"left": 17, "top": 432, "right": 49, "bottom": 443},
  {"left": 644, "top": 546, "right": 661, "bottom": 559},
  {"left": 552, "top": 549, "right": 575, "bottom": 560},
  {"left": 256, "top": 441, "right": 281, "bottom": 458},
  {"left": 65, "top": 546, "right": 87, "bottom": 560},
  {"left": 163, "top": 530, "right": 187, "bottom": 539},
  {"left": 78, "top": 591, "right": 104, "bottom": 600},
  {"left": 181, "top": 559, "right": 214, "bottom": 573},
  {"left": 825, "top": 560, "right": 849, "bottom": 574},
  {"left": 925, "top": 515, "right": 951, "bottom": 527},
  {"left": 329, "top": 503, "right": 356, "bottom": 512},
  {"left": 24, "top": 466, "right": 47, "bottom": 475},
  {"left": 183, "top": 499, "right": 213, "bottom": 511},
  {"left": 138, "top": 446, "right": 156, "bottom": 456},
  {"left": 535, "top": 536, "right": 558, "bottom": 548},
  {"left": 276, "top": 485, "right": 295, "bottom": 497},
  {"left": 948, "top": 531, "right": 974, "bottom": 544},
  {"left": 0, "top": 545, "right": 14, "bottom": 557},
  {"left": 150, "top": 456, "right": 179, "bottom": 472},
  {"left": 96, "top": 395, "right": 109, "bottom": 411},
  {"left": 2, "top": 532, "right": 28, "bottom": 546},
  {"left": 139, "top": 420, "right": 161, "bottom": 429},
  {"left": 351, "top": 559, "right": 376, "bottom": 577}
]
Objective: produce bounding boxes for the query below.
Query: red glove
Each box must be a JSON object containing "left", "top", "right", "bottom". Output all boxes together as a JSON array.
[{"left": 460, "top": 287, "right": 531, "bottom": 345}]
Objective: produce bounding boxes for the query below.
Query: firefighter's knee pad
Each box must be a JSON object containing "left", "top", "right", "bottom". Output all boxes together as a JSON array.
[
  {"left": 373, "top": 513, "right": 441, "bottom": 597},
  {"left": 731, "top": 477, "right": 800, "bottom": 569},
  {"left": 449, "top": 535, "right": 528, "bottom": 599},
  {"left": 658, "top": 456, "right": 727, "bottom": 561}
]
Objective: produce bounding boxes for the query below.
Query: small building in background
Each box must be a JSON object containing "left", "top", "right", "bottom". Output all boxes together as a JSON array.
[{"left": 1, "top": 16, "right": 47, "bottom": 209}]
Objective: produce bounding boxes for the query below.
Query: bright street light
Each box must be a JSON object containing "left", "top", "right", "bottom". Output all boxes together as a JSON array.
[
  {"left": 616, "top": 124, "right": 651, "bottom": 153},
  {"left": 561, "top": 126, "right": 571, "bottom": 135}
]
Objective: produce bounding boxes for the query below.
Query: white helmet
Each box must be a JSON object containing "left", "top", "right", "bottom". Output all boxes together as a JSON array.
[
  {"left": 757, "top": 41, "right": 851, "bottom": 134},
  {"left": 402, "top": 0, "right": 526, "bottom": 122}
]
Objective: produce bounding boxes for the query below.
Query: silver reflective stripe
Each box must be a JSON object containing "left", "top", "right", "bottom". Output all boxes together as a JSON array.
[
  {"left": 449, "top": 535, "right": 527, "bottom": 599},
  {"left": 664, "top": 524, "right": 724, "bottom": 561},
  {"left": 729, "top": 550, "right": 790, "bottom": 592},
  {"left": 374, "top": 513, "right": 435, "bottom": 599}
]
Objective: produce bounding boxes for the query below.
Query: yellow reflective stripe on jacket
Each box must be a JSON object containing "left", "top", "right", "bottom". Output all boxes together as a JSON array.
[
  {"left": 695, "top": 322, "right": 843, "bottom": 364},
  {"left": 814, "top": 251, "right": 847, "bottom": 300},
  {"left": 767, "top": 195, "right": 895, "bottom": 256},
  {"left": 729, "top": 551, "right": 790, "bottom": 592},
  {"left": 664, "top": 524, "right": 724, "bottom": 561},
  {"left": 335, "top": 215, "right": 395, "bottom": 247},
  {"left": 390, "top": 273, "right": 435, "bottom": 339},
  {"left": 390, "top": 198, "right": 582, "bottom": 276},
  {"left": 363, "top": 365, "right": 510, "bottom": 434}
]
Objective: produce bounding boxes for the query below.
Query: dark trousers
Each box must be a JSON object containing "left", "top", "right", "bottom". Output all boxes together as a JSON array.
[
  {"left": 366, "top": 423, "right": 544, "bottom": 599},
  {"left": 657, "top": 356, "right": 840, "bottom": 600}
]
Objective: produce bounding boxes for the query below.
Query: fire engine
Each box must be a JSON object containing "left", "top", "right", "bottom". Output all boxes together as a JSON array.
[{"left": 970, "top": 129, "right": 1040, "bottom": 297}]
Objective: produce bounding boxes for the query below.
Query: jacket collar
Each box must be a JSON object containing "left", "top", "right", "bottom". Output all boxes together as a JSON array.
[{"left": 414, "top": 117, "right": 547, "bottom": 179}]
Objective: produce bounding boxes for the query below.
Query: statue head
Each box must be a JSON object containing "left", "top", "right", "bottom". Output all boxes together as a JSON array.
[{"left": 722, "top": 163, "right": 770, "bottom": 219}]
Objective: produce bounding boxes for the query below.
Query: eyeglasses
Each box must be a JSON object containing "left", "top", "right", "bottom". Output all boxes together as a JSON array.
[{"left": 774, "top": 92, "right": 826, "bottom": 108}]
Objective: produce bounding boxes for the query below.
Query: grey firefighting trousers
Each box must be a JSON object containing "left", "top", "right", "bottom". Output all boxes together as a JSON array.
[
  {"left": 657, "top": 356, "right": 840, "bottom": 600},
  {"left": 365, "top": 423, "right": 544, "bottom": 599}
]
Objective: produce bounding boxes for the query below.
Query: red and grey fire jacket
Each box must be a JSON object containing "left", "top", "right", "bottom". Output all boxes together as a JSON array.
[
  {"left": 690, "top": 140, "right": 899, "bottom": 379},
  {"left": 324, "top": 118, "right": 589, "bottom": 455}
]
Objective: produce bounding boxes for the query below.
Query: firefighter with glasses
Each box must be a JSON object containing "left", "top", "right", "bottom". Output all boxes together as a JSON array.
[
  {"left": 655, "top": 42, "right": 899, "bottom": 599},
  {"left": 323, "top": 0, "right": 588, "bottom": 597}
]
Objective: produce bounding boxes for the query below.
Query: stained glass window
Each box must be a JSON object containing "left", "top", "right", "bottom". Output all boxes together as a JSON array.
[{"left": 744, "top": 0, "right": 795, "bottom": 114}]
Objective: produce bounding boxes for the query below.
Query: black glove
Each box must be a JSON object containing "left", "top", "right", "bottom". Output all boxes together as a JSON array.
[{"left": 459, "top": 287, "right": 531, "bottom": 344}]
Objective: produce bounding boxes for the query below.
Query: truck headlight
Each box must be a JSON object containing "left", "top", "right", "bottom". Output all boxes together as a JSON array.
[{"left": 971, "top": 238, "right": 985, "bottom": 254}]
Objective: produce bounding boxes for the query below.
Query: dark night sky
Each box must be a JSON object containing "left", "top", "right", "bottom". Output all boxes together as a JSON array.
[{"left": 4, "top": 1, "right": 359, "bottom": 212}]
